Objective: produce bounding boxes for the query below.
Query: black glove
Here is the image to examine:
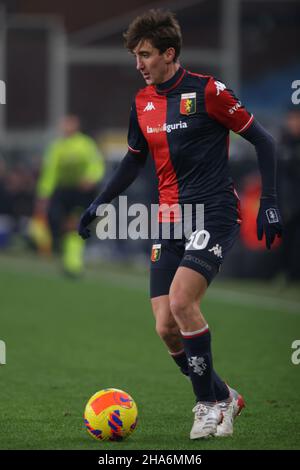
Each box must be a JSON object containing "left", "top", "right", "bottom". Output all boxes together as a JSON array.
[
  {"left": 78, "top": 203, "right": 98, "bottom": 240},
  {"left": 256, "top": 196, "right": 283, "bottom": 249}
]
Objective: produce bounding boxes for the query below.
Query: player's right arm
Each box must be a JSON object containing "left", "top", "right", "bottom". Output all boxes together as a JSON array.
[{"left": 78, "top": 102, "right": 149, "bottom": 240}]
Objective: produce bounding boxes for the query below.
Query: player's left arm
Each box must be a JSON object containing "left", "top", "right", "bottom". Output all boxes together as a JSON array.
[
  {"left": 240, "top": 120, "right": 282, "bottom": 249},
  {"left": 205, "top": 78, "right": 283, "bottom": 249}
]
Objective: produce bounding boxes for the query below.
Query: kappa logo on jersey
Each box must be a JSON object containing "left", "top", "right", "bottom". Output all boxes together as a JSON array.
[
  {"left": 144, "top": 102, "right": 156, "bottom": 112},
  {"left": 151, "top": 244, "right": 161, "bottom": 262},
  {"left": 214, "top": 81, "right": 226, "bottom": 96},
  {"left": 208, "top": 244, "right": 223, "bottom": 258},
  {"left": 180, "top": 92, "right": 196, "bottom": 115}
]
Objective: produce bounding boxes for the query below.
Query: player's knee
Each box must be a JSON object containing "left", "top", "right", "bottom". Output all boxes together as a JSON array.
[
  {"left": 155, "top": 323, "right": 171, "bottom": 341},
  {"left": 155, "top": 322, "right": 179, "bottom": 342},
  {"left": 169, "top": 293, "right": 191, "bottom": 319}
]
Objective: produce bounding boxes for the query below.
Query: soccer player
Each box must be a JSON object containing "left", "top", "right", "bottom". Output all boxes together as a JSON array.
[
  {"left": 78, "top": 10, "right": 282, "bottom": 438},
  {"left": 36, "top": 114, "right": 105, "bottom": 276}
]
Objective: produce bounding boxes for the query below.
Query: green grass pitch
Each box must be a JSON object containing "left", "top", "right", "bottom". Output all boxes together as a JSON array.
[{"left": 0, "top": 253, "right": 299, "bottom": 450}]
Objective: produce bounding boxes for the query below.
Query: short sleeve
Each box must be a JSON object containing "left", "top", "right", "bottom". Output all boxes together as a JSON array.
[
  {"left": 127, "top": 101, "right": 149, "bottom": 156},
  {"left": 205, "top": 77, "right": 254, "bottom": 133}
]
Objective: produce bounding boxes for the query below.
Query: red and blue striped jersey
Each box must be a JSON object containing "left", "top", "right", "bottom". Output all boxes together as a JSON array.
[{"left": 127, "top": 66, "right": 253, "bottom": 221}]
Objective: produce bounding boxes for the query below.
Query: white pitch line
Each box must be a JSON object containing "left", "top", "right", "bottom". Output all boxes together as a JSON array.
[
  {"left": 1, "top": 255, "right": 299, "bottom": 315},
  {"left": 207, "top": 288, "right": 300, "bottom": 315},
  {"left": 91, "top": 269, "right": 300, "bottom": 315}
]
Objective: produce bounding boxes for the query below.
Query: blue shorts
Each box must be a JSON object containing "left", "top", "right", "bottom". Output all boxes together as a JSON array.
[{"left": 150, "top": 220, "right": 240, "bottom": 298}]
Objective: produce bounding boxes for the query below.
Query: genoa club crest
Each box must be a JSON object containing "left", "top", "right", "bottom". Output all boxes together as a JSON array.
[
  {"left": 151, "top": 244, "right": 161, "bottom": 262},
  {"left": 180, "top": 92, "right": 196, "bottom": 115}
]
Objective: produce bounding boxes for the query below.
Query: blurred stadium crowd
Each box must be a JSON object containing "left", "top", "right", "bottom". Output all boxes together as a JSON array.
[{"left": 0, "top": 0, "right": 299, "bottom": 280}]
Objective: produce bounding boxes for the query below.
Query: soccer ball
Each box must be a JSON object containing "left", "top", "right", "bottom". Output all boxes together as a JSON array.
[{"left": 84, "top": 388, "right": 138, "bottom": 441}]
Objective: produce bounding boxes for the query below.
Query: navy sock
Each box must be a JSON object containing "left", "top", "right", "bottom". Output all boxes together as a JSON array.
[
  {"left": 169, "top": 343, "right": 230, "bottom": 401},
  {"left": 181, "top": 326, "right": 216, "bottom": 402},
  {"left": 212, "top": 371, "right": 230, "bottom": 401},
  {"left": 169, "top": 349, "right": 189, "bottom": 376}
]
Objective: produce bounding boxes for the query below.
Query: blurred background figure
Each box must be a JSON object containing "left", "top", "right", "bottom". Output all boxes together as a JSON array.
[
  {"left": 278, "top": 108, "right": 300, "bottom": 281},
  {"left": 0, "top": 155, "right": 36, "bottom": 249},
  {"left": 34, "top": 114, "right": 105, "bottom": 276}
]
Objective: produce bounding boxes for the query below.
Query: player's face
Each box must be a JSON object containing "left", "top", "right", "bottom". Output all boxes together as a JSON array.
[
  {"left": 60, "top": 115, "right": 80, "bottom": 137},
  {"left": 133, "top": 40, "right": 176, "bottom": 85}
]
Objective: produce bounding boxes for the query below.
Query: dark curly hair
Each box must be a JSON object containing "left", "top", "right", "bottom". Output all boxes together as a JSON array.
[{"left": 123, "top": 9, "right": 182, "bottom": 62}]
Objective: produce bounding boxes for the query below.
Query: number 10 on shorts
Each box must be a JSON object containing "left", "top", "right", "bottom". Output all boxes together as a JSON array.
[{"left": 185, "top": 230, "right": 210, "bottom": 250}]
